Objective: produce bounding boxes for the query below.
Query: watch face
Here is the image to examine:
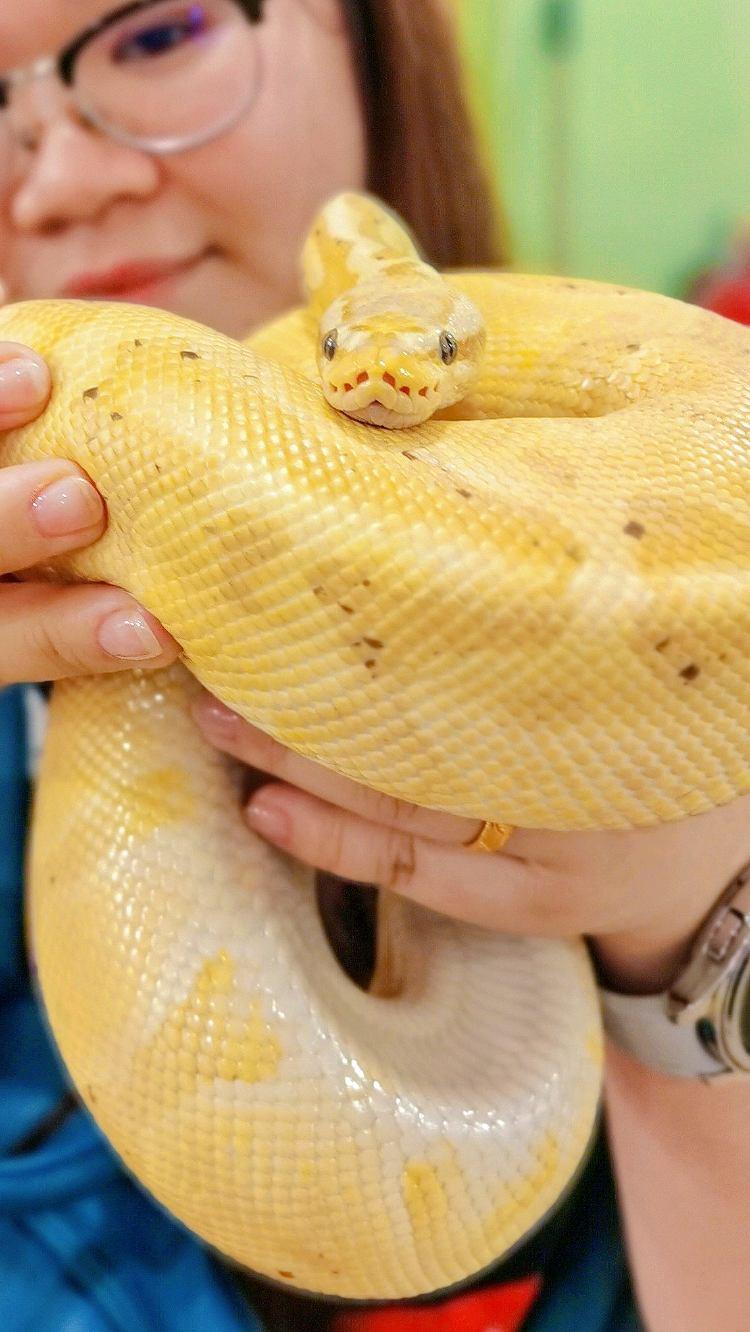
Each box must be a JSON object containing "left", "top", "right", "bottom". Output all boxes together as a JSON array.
[
  {"left": 722, "top": 951, "right": 750, "bottom": 1073},
  {"left": 738, "top": 966, "right": 750, "bottom": 1056}
]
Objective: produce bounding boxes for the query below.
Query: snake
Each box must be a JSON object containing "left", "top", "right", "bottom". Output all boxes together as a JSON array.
[{"left": 1, "top": 190, "right": 749, "bottom": 1301}]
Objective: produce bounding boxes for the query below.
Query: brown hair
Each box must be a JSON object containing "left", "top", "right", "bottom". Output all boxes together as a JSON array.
[{"left": 342, "top": 0, "right": 504, "bottom": 268}]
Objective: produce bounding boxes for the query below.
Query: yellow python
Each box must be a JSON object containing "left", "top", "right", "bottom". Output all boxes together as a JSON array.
[{"left": 1, "top": 190, "right": 749, "bottom": 1300}]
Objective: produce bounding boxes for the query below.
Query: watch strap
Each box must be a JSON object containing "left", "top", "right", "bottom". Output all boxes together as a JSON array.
[{"left": 598, "top": 986, "right": 726, "bottom": 1079}]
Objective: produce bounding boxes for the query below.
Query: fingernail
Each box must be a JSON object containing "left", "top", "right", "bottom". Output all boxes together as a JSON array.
[
  {"left": 191, "top": 695, "right": 240, "bottom": 737},
  {"left": 246, "top": 793, "right": 291, "bottom": 845},
  {"left": 32, "top": 475, "right": 104, "bottom": 537},
  {"left": 0, "top": 357, "right": 49, "bottom": 410},
  {"left": 97, "top": 607, "right": 163, "bottom": 660}
]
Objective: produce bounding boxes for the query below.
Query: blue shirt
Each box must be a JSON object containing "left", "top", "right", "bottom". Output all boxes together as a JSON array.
[{"left": 0, "top": 684, "right": 641, "bottom": 1331}]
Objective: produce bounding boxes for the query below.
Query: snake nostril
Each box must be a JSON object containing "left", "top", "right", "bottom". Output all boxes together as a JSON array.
[
  {"left": 356, "top": 371, "right": 369, "bottom": 385},
  {"left": 400, "top": 386, "right": 411, "bottom": 396},
  {"left": 382, "top": 372, "right": 396, "bottom": 389},
  {"left": 343, "top": 382, "right": 353, "bottom": 392},
  {"left": 419, "top": 387, "right": 430, "bottom": 397}
]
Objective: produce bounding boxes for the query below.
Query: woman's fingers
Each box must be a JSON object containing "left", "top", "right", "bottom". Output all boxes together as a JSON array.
[
  {"left": 191, "top": 692, "right": 475, "bottom": 845},
  {"left": 0, "top": 339, "right": 179, "bottom": 684},
  {"left": 0, "top": 459, "right": 106, "bottom": 574},
  {"left": 0, "top": 581, "right": 180, "bottom": 684},
  {"left": 243, "top": 780, "right": 571, "bottom": 934},
  {"left": 191, "top": 692, "right": 596, "bottom": 934},
  {"left": 0, "top": 456, "right": 179, "bottom": 683},
  {"left": 0, "top": 342, "right": 51, "bottom": 430}
]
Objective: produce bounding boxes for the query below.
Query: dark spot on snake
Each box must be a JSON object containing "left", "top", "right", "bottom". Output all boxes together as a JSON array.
[
  {"left": 680, "top": 663, "right": 700, "bottom": 682},
  {"left": 134, "top": 339, "right": 143, "bottom": 347},
  {"left": 655, "top": 638, "right": 671, "bottom": 652},
  {"left": 313, "top": 585, "right": 325, "bottom": 597},
  {"left": 110, "top": 411, "right": 123, "bottom": 421},
  {"left": 456, "top": 487, "right": 473, "bottom": 498},
  {"left": 277, "top": 1271, "right": 294, "bottom": 1280},
  {"left": 181, "top": 349, "right": 200, "bottom": 359},
  {"left": 624, "top": 520, "right": 646, "bottom": 539},
  {"left": 83, "top": 386, "right": 98, "bottom": 400},
  {"left": 363, "top": 637, "right": 383, "bottom": 649},
  {"left": 365, "top": 660, "right": 377, "bottom": 670},
  {"left": 338, "top": 603, "right": 354, "bottom": 614},
  {"left": 563, "top": 282, "right": 578, "bottom": 289},
  {"left": 154, "top": 462, "right": 162, "bottom": 474},
  {"left": 626, "top": 343, "right": 641, "bottom": 352},
  {"left": 402, "top": 450, "right": 418, "bottom": 461},
  {"left": 87, "top": 1085, "right": 97, "bottom": 1105},
  {"left": 362, "top": 578, "right": 371, "bottom": 587}
]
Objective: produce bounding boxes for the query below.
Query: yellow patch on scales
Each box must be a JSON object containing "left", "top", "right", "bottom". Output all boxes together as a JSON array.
[{"left": 144, "top": 950, "right": 283, "bottom": 1090}]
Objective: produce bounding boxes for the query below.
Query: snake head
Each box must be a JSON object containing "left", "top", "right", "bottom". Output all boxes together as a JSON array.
[{"left": 316, "top": 278, "right": 486, "bottom": 428}]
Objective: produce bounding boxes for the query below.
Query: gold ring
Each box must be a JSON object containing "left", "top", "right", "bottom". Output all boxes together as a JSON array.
[{"left": 463, "top": 820, "right": 514, "bottom": 853}]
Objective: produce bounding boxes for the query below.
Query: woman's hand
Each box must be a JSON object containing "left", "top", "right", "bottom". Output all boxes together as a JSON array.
[
  {"left": 0, "top": 341, "right": 179, "bottom": 684},
  {"left": 192, "top": 690, "right": 750, "bottom": 994}
]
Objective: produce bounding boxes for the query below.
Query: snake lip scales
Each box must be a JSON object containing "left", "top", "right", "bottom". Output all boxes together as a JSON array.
[{"left": 2, "top": 191, "right": 748, "bottom": 1299}]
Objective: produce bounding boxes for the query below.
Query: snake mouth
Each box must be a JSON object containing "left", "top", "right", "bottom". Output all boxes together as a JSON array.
[
  {"left": 347, "top": 401, "right": 421, "bottom": 427},
  {"left": 325, "top": 382, "right": 438, "bottom": 427},
  {"left": 323, "top": 365, "right": 439, "bottom": 427}
]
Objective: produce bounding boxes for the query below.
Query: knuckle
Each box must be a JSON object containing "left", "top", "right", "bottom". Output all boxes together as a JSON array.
[
  {"left": 323, "top": 812, "right": 348, "bottom": 874},
  {"left": 371, "top": 789, "right": 420, "bottom": 830},
  {"left": 30, "top": 613, "right": 93, "bottom": 678},
  {"left": 380, "top": 831, "right": 418, "bottom": 893}
]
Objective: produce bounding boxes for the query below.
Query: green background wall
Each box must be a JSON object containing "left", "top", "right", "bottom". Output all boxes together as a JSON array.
[{"left": 458, "top": 0, "right": 750, "bottom": 295}]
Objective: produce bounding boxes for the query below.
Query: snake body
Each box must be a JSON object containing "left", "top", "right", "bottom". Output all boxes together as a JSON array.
[{"left": 2, "top": 192, "right": 749, "bottom": 1299}]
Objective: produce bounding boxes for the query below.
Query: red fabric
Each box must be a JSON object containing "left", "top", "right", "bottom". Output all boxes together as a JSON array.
[
  {"left": 696, "top": 272, "right": 750, "bottom": 325},
  {"left": 331, "top": 1274, "right": 542, "bottom": 1332},
  {"left": 691, "top": 235, "right": 750, "bottom": 326}
]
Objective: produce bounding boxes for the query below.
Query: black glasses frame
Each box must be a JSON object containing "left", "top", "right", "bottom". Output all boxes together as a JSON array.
[{"left": 0, "top": 0, "right": 265, "bottom": 108}]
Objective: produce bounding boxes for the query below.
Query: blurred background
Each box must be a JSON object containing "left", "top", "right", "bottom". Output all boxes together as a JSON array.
[{"left": 452, "top": 0, "right": 749, "bottom": 318}]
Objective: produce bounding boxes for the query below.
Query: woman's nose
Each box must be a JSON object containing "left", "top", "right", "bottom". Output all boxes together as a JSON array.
[{"left": 9, "top": 84, "right": 159, "bottom": 232}]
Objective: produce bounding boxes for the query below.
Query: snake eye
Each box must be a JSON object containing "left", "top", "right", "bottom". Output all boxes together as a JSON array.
[
  {"left": 439, "top": 330, "right": 458, "bottom": 365},
  {"left": 323, "top": 330, "right": 338, "bottom": 360}
]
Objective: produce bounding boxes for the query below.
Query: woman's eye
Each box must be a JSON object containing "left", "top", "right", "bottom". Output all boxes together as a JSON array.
[{"left": 112, "top": 7, "right": 210, "bottom": 63}]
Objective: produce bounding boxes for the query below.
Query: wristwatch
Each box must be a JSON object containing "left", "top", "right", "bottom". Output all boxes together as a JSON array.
[{"left": 598, "top": 857, "right": 750, "bottom": 1081}]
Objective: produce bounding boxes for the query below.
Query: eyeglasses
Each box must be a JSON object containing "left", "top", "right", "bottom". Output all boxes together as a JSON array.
[{"left": 0, "top": 0, "right": 265, "bottom": 162}]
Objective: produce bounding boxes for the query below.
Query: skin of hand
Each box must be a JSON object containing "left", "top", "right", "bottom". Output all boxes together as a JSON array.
[
  {"left": 191, "top": 691, "right": 750, "bottom": 992},
  {"left": 0, "top": 0, "right": 364, "bottom": 685}
]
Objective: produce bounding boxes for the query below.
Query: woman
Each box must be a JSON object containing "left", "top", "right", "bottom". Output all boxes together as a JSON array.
[{"left": 0, "top": 2, "right": 748, "bottom": 1329}]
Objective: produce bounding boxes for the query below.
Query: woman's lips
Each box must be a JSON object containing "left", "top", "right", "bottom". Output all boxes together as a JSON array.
[{"left": 60, "top": 250, "right": 209, "bottom": 302}]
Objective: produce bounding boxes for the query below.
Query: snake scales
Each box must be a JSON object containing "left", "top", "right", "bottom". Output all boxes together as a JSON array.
[{"left": 1, "top": 192, "right": 749, "bottom": 1299}]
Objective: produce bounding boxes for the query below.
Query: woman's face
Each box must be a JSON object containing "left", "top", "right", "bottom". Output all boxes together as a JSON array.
[{"left": 0, "top": 0, "right": 366, "bottom": 336}]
